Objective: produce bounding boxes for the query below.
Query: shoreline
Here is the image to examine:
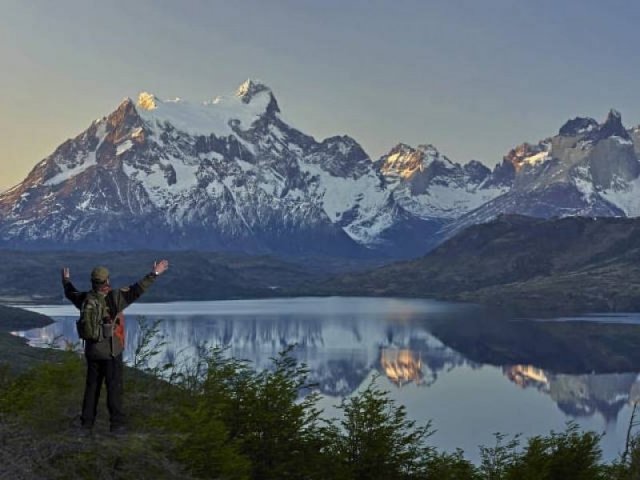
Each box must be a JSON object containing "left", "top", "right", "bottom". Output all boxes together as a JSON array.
[
  {"left": 6, "top": 292, "right": 640, "bottom": 319},
  {"left": 0, "top": 304, "right": 64, "bottom": 372}
]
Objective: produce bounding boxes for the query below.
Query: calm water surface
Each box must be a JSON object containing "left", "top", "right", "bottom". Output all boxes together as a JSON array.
[{"left": 14, "top": 297, "right": 640, "bottom": 463}]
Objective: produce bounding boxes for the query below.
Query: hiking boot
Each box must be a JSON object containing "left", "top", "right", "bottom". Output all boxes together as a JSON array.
[{"left": 110, "top": 424, "right": 127, "bottom": 436}]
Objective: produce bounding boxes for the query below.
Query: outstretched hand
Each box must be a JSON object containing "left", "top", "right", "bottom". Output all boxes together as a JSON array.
[
  {"left": 153, "top": 259, "right": 169, "bottom": 276},
  {"left": 61, "top": 267, "right": 70, "bottom": 283}
]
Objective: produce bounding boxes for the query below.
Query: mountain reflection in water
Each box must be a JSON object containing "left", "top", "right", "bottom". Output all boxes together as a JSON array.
[
  {"left": 13, "top": 298, "right": 640, "bottom": 461},
  {"left": 505, "top": 365, "right": 640, "bottom": 422},
  {"left": 380, "top": 348, "right": 429, "bottom": 387}
]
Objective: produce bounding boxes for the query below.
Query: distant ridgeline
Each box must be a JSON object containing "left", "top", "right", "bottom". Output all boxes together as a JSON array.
[
  {"left": 1, "top": 79, "right": 640, "bottom": 258},
  {"left": 322, "top": 215, "right": 640, "bottom": 314},
  {"left": 0, "top": 250, "right": 326, "bottom": 304}
]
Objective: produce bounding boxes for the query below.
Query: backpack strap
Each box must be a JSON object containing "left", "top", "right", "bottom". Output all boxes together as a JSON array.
[{"left": 105, "top": 290, "right": 126, "bottom": 357}]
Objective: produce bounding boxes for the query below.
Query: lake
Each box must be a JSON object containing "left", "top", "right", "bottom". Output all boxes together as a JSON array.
[{"left": 13, "top": 296, "right": 640, "bottom": 463}]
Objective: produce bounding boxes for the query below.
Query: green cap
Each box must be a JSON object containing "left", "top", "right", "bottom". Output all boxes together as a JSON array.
[{"left": 90, "top": 266, "right": 110, "bottom": 283}]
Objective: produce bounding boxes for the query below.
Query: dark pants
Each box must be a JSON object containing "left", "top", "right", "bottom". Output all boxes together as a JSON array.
[{"left": 81, "top": 353, "right": 125, "bottom": 428}]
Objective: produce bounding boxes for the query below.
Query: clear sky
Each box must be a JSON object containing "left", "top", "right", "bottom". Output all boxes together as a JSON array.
[{"left": 2, "top": 0, "right": 640, "bottom": 192}]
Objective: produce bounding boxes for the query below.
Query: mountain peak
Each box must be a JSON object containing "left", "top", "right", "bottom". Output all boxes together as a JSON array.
[
  {"left": 137, "top": 92, "right": 159, "bottom": 110},
  {"left": 108, "top": 95, "right": 143, "bottom": 131},
  {"left": 416, "top": 144, "right": 439, "bottom": 156},
  {"left": 559, "top": 116, "right": 598, "bottom": 136},
  {"left": 558, "top": 110, "right": 630, "bottom": 141},
  {"left": 599, "top": 108, "right": 629, "bottom": 139},
  {"left": 607, "top": 108, "right": 622, "bottom": 121},
  {"left": 388, "top": 143, "right": 415, "bottom": 155},
  {"left": 379, "top": 143, "right": 453, "bottom": 181},
  {"left": 235, "top": 79, "right": 271, "bottom": 103},
  {"left": 118, "top": 97, "right": 135, "bottom": 108}
]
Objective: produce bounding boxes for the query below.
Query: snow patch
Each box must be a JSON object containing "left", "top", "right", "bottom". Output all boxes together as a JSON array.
[
  {"left": 572, "top": 165, "right": 595, "bottom": 203},
  {"left": 522, "top": 151, "right": 550, "bottom": 167},
  {"left": 236, "top": 159, "right": 255, "bottom": 172},
  {"left": 138, "top": 90, "right": 271, "bottom": 138},
  {"left": 601, "top": 175, "right": 640, "bottom": 216},
  {"left": 578, "top": 124, "right": 597, "bottom": 134},
  {"left": 298, "top": 160, "right": 391, "bottom": 244},
  {"left": 122, "top": 154, "right": 199, "bottom": 208},
  {"left": 116, "top": 140, "right": 133, "bottom": 156},
  {"left": 138, "top": 92, "right": 158, "bottom": 110},
  {"left": 45, "top": 152, "right": 97, "bottom": 186},
  {"left": 395, "top": 182, "right": 507, "bottom": 219},
  {"left": 611, "top": 136, "right": 633, "bottom": 145}
]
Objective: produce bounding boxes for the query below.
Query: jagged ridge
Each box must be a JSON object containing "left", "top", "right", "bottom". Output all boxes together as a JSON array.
[{"left": 2, "top": 81, "right": 640, "bottom": 258}]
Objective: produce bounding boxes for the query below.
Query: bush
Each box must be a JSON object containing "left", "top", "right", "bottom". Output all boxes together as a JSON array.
[
  {"left": 323, "top": 376, "right": 437, "bottom": 480},
  {"left": 0, "top": 355, "right": 84, "bottom": 431},
  {"left": 163, "top": 346, "right": 326, "bottom": 480},
  {"left": 506, "top": 423, "right": 604, "bottom": 480}
]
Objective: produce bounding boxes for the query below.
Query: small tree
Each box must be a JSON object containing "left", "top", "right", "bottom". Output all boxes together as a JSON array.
[
  {"left": 238, "top": 347, "right": 325, "bottom": 480},
  {"left": 479, "top": 433, "right": 520, "bottom": 480},
  {"left": 423, "top": 449, "right": 479, "bottom": 480},
  {"left": 328, "top": 376, "right": 435, "bottom": 480},
  {"left": 504, "top": 423, "right": 604, "bottom": 480},
  {"left": 166, "top": 346, "right": 327, "bottom": 480},
  {"left": 131, "top": 317, "right": 168, "bottom": 372}
]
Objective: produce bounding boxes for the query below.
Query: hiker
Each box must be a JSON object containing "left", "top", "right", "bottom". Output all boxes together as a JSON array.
[{"left": 61, "top": 260, "right": 169, "bottom": 435}]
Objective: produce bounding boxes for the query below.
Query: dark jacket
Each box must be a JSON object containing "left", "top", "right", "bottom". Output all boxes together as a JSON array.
[{"left": 64, "top": 273, "right": 156, "bottom": 359}]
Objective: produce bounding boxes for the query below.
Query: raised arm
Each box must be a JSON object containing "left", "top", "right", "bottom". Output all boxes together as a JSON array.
[
  {"left": 61, "top": 267, "right": 85, "bottom": 309},
  {"left": 112, "top": 260, "right": 169, "bottom": 312}
]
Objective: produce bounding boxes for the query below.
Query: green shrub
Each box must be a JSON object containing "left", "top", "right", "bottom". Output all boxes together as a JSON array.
[
  {"left": 423, "top": 449, "right": 480, "bottom": 480},
  {"left": 505, "top": 423, "right": 605, "bottom": 480},
  {"left": 163, "top": 346, "right": 327, "bottom": 480},
  {"left": 324, "top": 376, "right": 436, "bottom": 480},
  {"left": 0, "top": 355, "right": 84, "bottom": 431}
]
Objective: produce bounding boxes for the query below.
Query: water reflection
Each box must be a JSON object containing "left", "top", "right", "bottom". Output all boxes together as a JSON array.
[
  {"left": 380, "top": 348, "right": 429, "bottom": 387},
  {"left": 13, "top": 298, "right": 640, "bottom": 461},
  {"left": 505, "top": 365, "right": 640, "bottom": 421},
  {"left": 505, "top": 365, "right": 550, "bottom": 389}
]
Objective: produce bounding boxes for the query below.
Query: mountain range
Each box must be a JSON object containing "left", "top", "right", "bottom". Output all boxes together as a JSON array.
[{"left": 2, "top": 80, "right": 640, "bottom": 258}]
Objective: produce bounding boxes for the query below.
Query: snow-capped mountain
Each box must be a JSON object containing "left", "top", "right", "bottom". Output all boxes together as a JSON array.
[
  {"left": 3, "top": 79, "right": 640, "bottom": 257},
  {"left": 442, "top": 109, "right": 640, "bottom": 238},
  {"left": 0, "top": 80, "right": 503, "bottom": 257},
  {"left": 377, "top": 143, "right": 507, "bottom": 219},
  {"left": 0, "top": 81, "right": 385, "bottom": 255}
]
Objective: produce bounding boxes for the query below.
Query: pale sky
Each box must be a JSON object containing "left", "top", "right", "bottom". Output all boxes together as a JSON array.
[{"left": 2, "top": 0, "right": 640, "bottom": 192}]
